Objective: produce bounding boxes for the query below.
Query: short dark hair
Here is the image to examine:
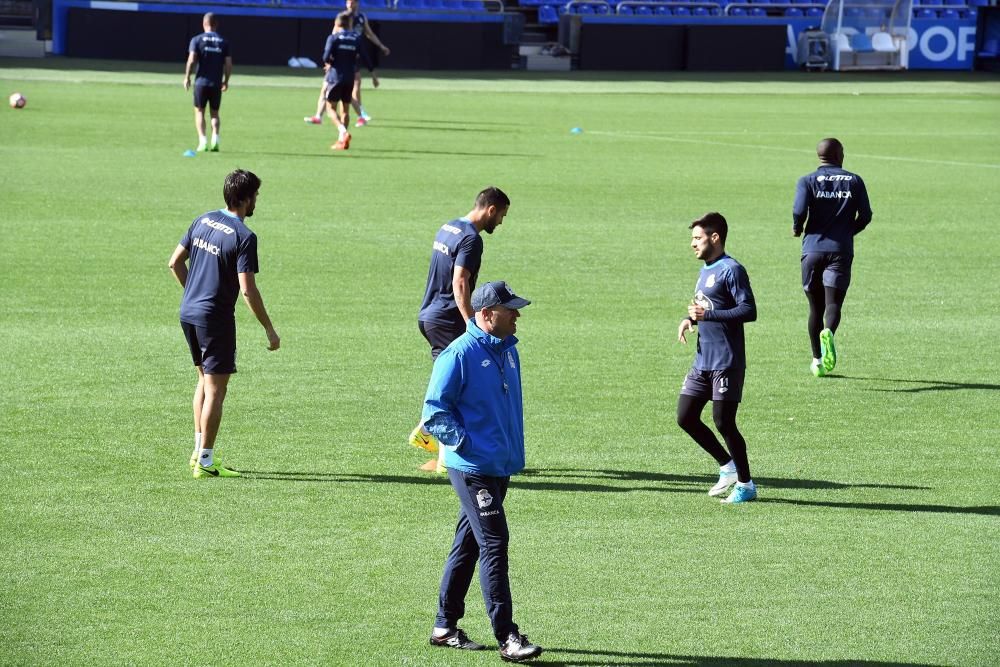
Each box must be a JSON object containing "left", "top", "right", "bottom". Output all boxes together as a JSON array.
[
  {"left": 203, "top": 12, "right": 217, "bottom": 28},
  {"left": 223, "top": 169, "right": 261, "bottom": 209},
  {"left": 690, "top": 212, "right": 728, "bottom": 246},
  {"left": 335, "top": 11, "right": 353, "bottom": 29},
  {"left": 817, "top": 137, "right": 844, "bottom": 164},
  {"left": 474, "top": 186, "right": 510, "bottom": 211}
]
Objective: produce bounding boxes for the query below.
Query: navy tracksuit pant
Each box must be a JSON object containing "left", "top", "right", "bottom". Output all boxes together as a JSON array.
[{"left": 435, "top": 468, "right": 518, "bottom": 642}]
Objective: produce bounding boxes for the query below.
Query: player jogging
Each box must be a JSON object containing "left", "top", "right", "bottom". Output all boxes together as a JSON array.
[
  {"left": 304, "top": 0, "right": 389, "bottom": 125},
  {"left": 184, "top": 13, "right": 231, "bottom": 152},
  {"left": 676, "top": 212, "right": 758, "bottom": 504},
  {"left": 793, "top": 137, "right": 872, "bottom": 377},
  {"left": 410, "top": 187, "right": 511, "bottom": 473},
  {"left": 168, "top": 169, "right": 280, "bottom": 478},
  {"left": 323, "top": 12, "right": 377, "bottom": 151}
]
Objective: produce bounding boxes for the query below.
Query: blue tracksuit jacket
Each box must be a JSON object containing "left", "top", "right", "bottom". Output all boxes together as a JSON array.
[{"left": 422, "top": 319, "right": 526, "bottom": 477}]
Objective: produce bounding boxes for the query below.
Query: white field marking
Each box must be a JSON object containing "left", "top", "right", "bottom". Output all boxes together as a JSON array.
[{"left": 587, "top": 130, "right": 1000, "bottom": 170}]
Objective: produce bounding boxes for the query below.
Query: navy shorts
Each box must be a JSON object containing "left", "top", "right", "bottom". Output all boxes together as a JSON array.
[
  {"left": 181, "top": 321, "right": 237, "bottom": 375},
  {"left": 326, "top": 81, "right": 353, "bottom": 107},
  {"left": 419, "top": 319, "right": 466, "bottom": 360},
  {"left": 802, "top": 252, "right": 853, "bottom": 292},
  {"left": 680, "top": 367, "right": 745, "bottom": 402},
  {"left": 193, "top": 84, "right": 222, "bottom": 111}
]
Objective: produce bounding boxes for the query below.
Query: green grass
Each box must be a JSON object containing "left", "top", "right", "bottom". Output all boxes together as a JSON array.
[{"left": 1, "top": 59, "right": 998, "bottom": 666}]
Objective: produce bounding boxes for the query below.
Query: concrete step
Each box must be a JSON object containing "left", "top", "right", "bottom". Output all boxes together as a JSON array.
[{"left": 0, "top": 27, "right": 45, "bottom": 57}]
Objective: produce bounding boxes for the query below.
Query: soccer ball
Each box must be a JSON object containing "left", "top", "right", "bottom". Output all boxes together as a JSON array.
[{"left": 9, "top": 92, "right": 26, "bottom": 109}]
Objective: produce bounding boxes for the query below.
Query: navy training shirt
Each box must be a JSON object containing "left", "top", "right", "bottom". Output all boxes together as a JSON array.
[
  {"left": 418, "top": 218, "right": 483, "bottom": 326},
  {"left": 179, "top": 209, "right": 259, "bottom": 328},
  {"left": 323, "top": 31, "right": 372, "bottom": 86},
  {"left": 793, "top": 164, "right": 872, "bottom": 255},
  {"left": 692, "top": 255, "right": 757, "bottom": 371},
  {"left": 189, "top": 32, "right": 230, "bottom": 87}
]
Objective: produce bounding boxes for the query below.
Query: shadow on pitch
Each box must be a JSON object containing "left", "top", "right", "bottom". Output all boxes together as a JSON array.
[
  {"left": 360, "top": 147, "right": 542, "bottom": 158},
  {"left": 235, "top": 468, "right": 999, "bottom": 517},
  {"left": 541, "top": 647, "right": 946, "bottom": 667},
  {"left": 221, "top": 149, "right": 416, "bottom": 161},
  {"left": 831, "top": 376, "right": 1000, "bottom": 393}
]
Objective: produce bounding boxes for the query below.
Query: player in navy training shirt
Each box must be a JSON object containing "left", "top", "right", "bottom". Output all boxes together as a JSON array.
[
  {"left": 323, "top": 12, "right": 377, "bottom": 150},
  {"left": 793, "top": 138, "right": 872, "bottom": 377},
  {"left": 168, "top": 170, "right": 280, "bottom": 479},
  {"left": 184, "top": 13, "right": 232, "bottom": 153},
  {"left": 303, "top": 0, "right": 389, "bottom": 125},
  {"left": 677, "top": 212, "right": 758, "bottom": 504},
  {"left": 409, "top": 187, "right": 511, "bottom": 472}
]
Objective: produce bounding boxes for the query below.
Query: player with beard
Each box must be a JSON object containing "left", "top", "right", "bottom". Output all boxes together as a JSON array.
[
  {"left": 168, "top": 169, "right": 280, "bottom": 478},
  {"left": 676, "top": 212, "right": 758, "bottom": 504},
  {"left": 410, "top": 187, "right": 511, "bottom": 473}
]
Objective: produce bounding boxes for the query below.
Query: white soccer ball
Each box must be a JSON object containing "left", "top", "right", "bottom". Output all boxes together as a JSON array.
[{"left": 9, "top": 92, "right": 26, "bottom": 109}]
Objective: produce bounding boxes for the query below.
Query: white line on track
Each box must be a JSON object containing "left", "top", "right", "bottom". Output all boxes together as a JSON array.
[{"left": 587, "top": 130, "right": 1000, "bottom": 170}]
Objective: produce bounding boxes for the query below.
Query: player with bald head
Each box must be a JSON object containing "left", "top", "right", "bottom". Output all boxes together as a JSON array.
[
  {"left": 792, "top": 138, "right": 872, "bottom": 377},
  {"left": 184, "top": 13, "right": 232, "bottom": 152}
]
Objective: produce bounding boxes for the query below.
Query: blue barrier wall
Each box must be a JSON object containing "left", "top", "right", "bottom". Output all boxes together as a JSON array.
[
  {"left": 53, "top": 0, "right": 976, "bottom": 69},
  {"left": 576, "top": 14, "right": 977, "bottom": 69}
]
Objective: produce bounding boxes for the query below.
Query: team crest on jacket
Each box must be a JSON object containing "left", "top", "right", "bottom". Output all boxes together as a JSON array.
[
  {"left": 476, "top": 489, "right": 493, "bottom": 509},
  {"left": 706, "top": 274, "right": 716, "bottom": 288}
]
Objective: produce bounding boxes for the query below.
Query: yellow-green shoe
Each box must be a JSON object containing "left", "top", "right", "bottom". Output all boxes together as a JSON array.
[
  {"left": 193, "top": 462, "right": 241, "bottom": 479},
  {"left": 811, "top": 359, "right": 826, "bottom": 377},
  {"left": 408, "top": 425, "right": 439, "bottom": 455},
  {"left": 820, "top": 328, "right": 836, "bottom": 372}
]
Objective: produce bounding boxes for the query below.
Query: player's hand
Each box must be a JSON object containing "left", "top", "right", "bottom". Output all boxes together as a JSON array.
[
  {"left": 381, "top": 46, "right": 390, "bottom": 56},
  {"left": 183, "top": 78, "right": 190, "bottom": 91},
  {"left": 221, "top": 82, "right": 229, "bottom": 92},
  {"left": 372, "top": 75, "right": 380, "bottom": 88},
  {"left": 266, "top": 328, "right": 281, "bottom": 351},
  {"left": 792, "top": 229, "right": 801, "bottom": 237},
  {"left": 678, "top": 318, "right": 694, "bottom": 344},
  {"left": 687, "top": 303, "right": 706, "bottom": 321}
]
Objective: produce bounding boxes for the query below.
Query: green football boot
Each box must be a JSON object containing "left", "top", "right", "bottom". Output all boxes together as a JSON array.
[
  {"left": 193, "top": 462, "right": 241, "bottom": 479},
  {"left": 820, "top": 328, "right": 837, "bottom": 372}
]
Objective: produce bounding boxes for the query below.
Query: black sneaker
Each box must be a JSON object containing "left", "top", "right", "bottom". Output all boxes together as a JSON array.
[
  {"left": 499, "top": 632, "right": 543, "bottom": 662},
  {"left": 429, "top": 627, "right": 486, "bottom": 651}
]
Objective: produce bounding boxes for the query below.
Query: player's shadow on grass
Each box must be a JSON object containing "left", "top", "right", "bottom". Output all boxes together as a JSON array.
[
  {"left": 522, "top": 468, "right": 929, "bottom": 492},
  {"left": 237, "top": 468, "right": 999, "bottom": 517},
  {"left": 362, "top": 147, "right": 542, "bottom": 158},
  {"left": 222, "top": 149, "right": 417, "bottom": 161},
  {"left": 832, "top": 376, "right": 1000, "bottom": 393},
  {"left": 541, "top": 647, "right": 945, "bottom": 667}
]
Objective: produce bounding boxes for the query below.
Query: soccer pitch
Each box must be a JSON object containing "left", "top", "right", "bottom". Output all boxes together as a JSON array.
[{"left": 1, "top": 60, "right": 998, "bottom": 666}]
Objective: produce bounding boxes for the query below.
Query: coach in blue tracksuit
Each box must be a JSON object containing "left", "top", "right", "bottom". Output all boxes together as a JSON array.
[{"left": 423, "top": 281, "right": 543, "bottom": 663}]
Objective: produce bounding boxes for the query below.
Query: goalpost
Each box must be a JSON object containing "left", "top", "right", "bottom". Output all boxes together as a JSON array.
[{"left": 823, "top": 0, "right": 913, "bottom": 71}]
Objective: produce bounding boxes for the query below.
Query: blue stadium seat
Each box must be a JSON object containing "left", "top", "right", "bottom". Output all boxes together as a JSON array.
[
  {"left": 442, "top": 0, "right": 462, "bottom": 8},
  {"left": 916, "top": 7, "right": 936, "bottom": 16},
  {"left": 538, "top": 4, "right": 559, "bottom": 21},
  {"left": 770, "top": 0, "right": 790, "bottom": 4},
  {"left": 806, "top": 6, "right": 822, "bottom": 16},
  {"left": 617, "top": 3, "right": 633, "bottom": 12},
  {"left": 844, "top": 6, "right": 862, "bottom": 16},
  {"left": 943, "top": 0, "right": 964, "bottom": 5},
  {"left": 462, "top": 0, "right": 484, "bottom": 8},
  {"left": 729, "top": 6, "right": 747, "bottom": 14},
  {"left": 577, "top": 3, "right": 595, "bottom": 12},
  {"left": 636, "top": 4, "right": 653, "bottom": 13},
  {"left": 654, "top": 4, "right": 671, "bottom": 13},
  {"left": 595, "top": 2, "right": 610, "bottom": 12},
  {"left": 850, "top": 31, "right": 873, "bottom": 51},
  {"left": 940, "top": 8, "right": 958, "bottom": 17},
  {"left": 963, "top": 8, "right": 977, "bottom": 18},
  {"left": 424, "top": 0, "right": 444, "bottom": 8},
  {"left": 692, "top": 5, "right": 708, "bottom": 14},
  {"left": 710, "top": 6, "right": 721, "bottom": 14},
  {"left": 673, "top": 5, "right": 690, "bottom": 14},
  {"left": 784, "top": 6, "right": 803, "bottom": 15},
  {"left": 750, "top": 6, "right": 766, "bottom": 15}
]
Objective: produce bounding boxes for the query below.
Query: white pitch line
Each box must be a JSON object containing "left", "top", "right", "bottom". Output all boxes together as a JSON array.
[{"left": 587, "top": 130, "right": 1000, "bottom": 170}]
